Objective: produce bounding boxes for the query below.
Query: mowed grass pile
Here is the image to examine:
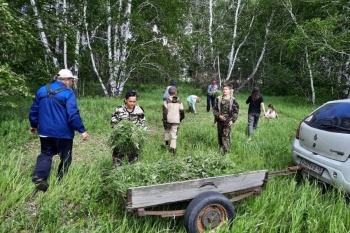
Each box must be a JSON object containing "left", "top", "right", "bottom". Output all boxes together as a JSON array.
[{"left": 1, "top": 84, "right": 350, "bottom": 233}]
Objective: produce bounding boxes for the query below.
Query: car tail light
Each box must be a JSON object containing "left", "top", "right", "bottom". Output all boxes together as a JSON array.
[
  {"left": 296, "top": 116, "right": 308, "bottom": 139},
  {"left": 296, "top": 122, "right": 302, "bottom": 139}
]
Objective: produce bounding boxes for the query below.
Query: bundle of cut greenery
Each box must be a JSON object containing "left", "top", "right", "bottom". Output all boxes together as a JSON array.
[
  {"left": 107, "top": 120, "right": 146, "bottom": 155},
  {"left": 213, "top": 90, "right": 222, "bottom": 98}
]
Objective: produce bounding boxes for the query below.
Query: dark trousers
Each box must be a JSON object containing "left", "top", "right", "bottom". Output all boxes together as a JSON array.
[
  {"left": 33, "top": 137, "right": 73, "bottom": 180},
  {"left": 207, "top": 94, "right": 215, "bottom": 112},
  {"left": 217, "top": 121, "right": 231, "bottom": 150},
  {"left": 248, "top": 113, "right": 260, "bottom": 136}
]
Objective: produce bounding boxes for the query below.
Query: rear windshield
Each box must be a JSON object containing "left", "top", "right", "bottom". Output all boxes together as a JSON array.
[{"left": 304, "top": 102, "right": 350, "bottom": 133}]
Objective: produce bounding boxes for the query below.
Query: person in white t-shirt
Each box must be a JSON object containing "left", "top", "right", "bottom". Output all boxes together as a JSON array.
[
  {"left": 187, "top": 95, "right": 201, "bottom": 114},
  {"left": 264, "top": 104, "right": 278, "bottom": 119}
]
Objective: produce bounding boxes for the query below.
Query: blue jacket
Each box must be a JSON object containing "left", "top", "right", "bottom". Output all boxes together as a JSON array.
[{"left": 29, "top": 81, "right": 86, "bottom": 139}]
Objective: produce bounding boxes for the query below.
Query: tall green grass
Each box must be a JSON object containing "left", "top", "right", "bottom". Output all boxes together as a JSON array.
[{"left": 1, "top": 86, "right": 348, "bottom": 233}]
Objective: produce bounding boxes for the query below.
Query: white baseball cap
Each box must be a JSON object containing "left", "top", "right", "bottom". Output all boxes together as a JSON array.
[{"left": 57, "top": 69, "right": 78, "bottom": 79}]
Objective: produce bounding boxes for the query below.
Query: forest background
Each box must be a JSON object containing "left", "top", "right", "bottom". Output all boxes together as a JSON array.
[{"left": 1, "top": 0, "right": 350, "bottom": 104}]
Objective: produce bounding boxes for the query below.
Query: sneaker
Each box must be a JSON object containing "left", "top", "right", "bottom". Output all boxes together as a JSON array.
[{"left": 32, "top": 176, "right": 49, "bottom": 192}]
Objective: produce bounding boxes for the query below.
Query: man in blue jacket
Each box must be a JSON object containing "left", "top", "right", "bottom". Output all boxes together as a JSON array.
[{"left": 29, "top": 69, "right": 89, "bottom": 192}]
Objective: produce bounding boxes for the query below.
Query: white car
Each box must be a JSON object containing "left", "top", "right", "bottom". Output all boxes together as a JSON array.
[{"left": 291, "top": 99, "right": 350, "bottom": 193}]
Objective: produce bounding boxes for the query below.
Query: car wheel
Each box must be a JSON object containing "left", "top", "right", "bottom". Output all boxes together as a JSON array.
[{"left": 184, "top": 191, "right": 235, "bottom": 233}]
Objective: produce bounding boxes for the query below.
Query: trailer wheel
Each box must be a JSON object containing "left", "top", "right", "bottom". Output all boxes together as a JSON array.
[{"left": 184, "top": 191, "right": 235, "bottom": 233}]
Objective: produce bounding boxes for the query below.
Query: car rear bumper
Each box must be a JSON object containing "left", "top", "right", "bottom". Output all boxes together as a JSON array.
[{"left": 292, "top": 139, "right": 350, "bottom": 193}]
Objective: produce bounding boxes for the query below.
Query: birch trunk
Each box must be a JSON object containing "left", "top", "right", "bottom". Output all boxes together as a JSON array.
[
  {"left": 305, "top": 47, "right": 315, "bottom": 104},
  {"left": 30, "top": 0, "right": 59, "bottom": 67},
  {"left": 55, "top": 0, "right": 60, "bottom": 54},
  {"left": 209, "top": 0, "right": 214, "bottom": 61},
  {"left": 236, "top": 12, "right": 274, "bottom": 91},
  {"left": 107, "top": 1, "right": 118, "bottom": 96},
  {"left": 226, "top": 0, "right": 244, "bottom": 80},
  {"left": 115, "top": 0, "right": 132, "bottom": 96},
  {"left": 63, "top": 0, "right": 68, "bottom": 69},
  {"left": 284, "top": 0, "right": 316, "bottom": 102},
  {"left": 73, "top": 30, "right": 80, "bottom": 90},
  {"left": 83, "top": 2, "right": 109, "bottom": 96},
  {"left": 113, "top": 0, "right": 123, "bottom": 80}
]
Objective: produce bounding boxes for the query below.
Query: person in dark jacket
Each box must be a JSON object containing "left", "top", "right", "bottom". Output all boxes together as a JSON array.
[
  {"left": 246, "top": 87, "right": 266, "bottom": 139},
  {"left": 213, "top": 84, "right": 239, "bottom": 155},
  {"left": 29, "top": 69, "right": 89, "bottom": 192}
]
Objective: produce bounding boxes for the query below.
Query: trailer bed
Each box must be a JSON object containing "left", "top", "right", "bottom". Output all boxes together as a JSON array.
[{"left": 126, "top": 170, "right": 268, "bottom": 210}]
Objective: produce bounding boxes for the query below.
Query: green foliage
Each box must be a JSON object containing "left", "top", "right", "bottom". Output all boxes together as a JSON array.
[
  {"left": 0, "top": 88, "right": 344, "bottom": 232},
  {"left": 262, "top": 63, "right": 299, "bottom": 96},
  {"left": 0, "top": 65, "right": 29, "bottom": 106},
  {"left": 213, "top": 90, "right": 222, "bottom": 98},
  {"left": 107, "top": 120, "right": 146, "bottom": 155},
  {"left": 101, "top": 153, "right": 244, "bottom": 196}
]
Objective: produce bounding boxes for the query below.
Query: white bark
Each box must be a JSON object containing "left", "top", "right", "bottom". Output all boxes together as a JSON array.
[
  {"left": 237, "top": 11, "right": 273, "bottom": 91},
  {"left": 226, "top": 0, "right": 248, "bottom": 80},
  {"left": 209, "top": 0, "right": 214, "bottom": 60},
  {"left": 284, "top": 0, "right": 316, "bottom": 103},
  {"left": 63, "top": 0, "right": 68, "bottom": 69},
  {"left": 30, "top": 0, "right": 58, "bottom": 67},
  {"left": 113, "top": 0, "right": 123, "bottom": 79},
  {"left": 217, "top": 56, "right": 221, "bottom": 86},
  {"left": 73, "top": 30, "right": 81, "bottom": 89},
  {"left": 83, "top": 1, "right": 108, "bottom": 96},
  {"left": 226, "top": 14, "right": 255, "bottom": 82},
  {"left": 115, "top": 0, "right": 132, "bottom": 95},
  {"left": 74, "top": 31, "right": 80, "bottom": 73},
  {"left": 305, "top": 47, "right": 315, "bottom": 104},
  {"left": 55, "top": 0, "right": 60, "bottom": 54},
  {"left": 107, "top": 2, "right": 118, "bottom": 96}
]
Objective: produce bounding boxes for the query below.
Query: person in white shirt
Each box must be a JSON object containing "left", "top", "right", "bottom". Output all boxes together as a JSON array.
[
  {"left": 264, "top": 104, "right": 278, "bottom": 119},
  {"left": 187, "top": 95, "right": 201, "bottom": 114}
]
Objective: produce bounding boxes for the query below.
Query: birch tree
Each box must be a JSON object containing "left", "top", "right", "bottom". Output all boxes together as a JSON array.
[
  {"left": 82, "top": 0, "right": 108, "bottom": 96},
  {"left": 28, "top": 0, "right": 86, "bottom": 80},
  {"left": 224, "top": 0, "right": 274, "bottom": 94},
  {"left": 30, "top": 0, "right": 59, "bottom": 68},
  {"left": 283, "top": 0, "right": 317, "bottom": 103},
  {"left": 236, "top": 10, "right": 274, "bottom": 91}
]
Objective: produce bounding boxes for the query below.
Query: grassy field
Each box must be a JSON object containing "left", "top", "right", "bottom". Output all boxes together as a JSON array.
[{"left": 1, "top": 84, "right": 349, "bottom": 233}]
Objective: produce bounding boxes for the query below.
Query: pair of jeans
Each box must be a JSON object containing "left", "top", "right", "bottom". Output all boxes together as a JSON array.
[
  {"left": 33, "top": 137, "right": 73, "bottom": 180},
  {"left": 207, "top": 94, "right": 215, "bottom": 112},
  {"left": 248, "top": 113, "right": 260, "bottom": 136}
]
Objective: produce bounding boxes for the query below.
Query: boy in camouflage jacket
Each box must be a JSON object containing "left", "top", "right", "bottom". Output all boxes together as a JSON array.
[
  {"left": 110, "top": 90, "right": 146, "bottom": 166},
  {"left": 213, "top": 84, "right": 239, "bottom": 155}
]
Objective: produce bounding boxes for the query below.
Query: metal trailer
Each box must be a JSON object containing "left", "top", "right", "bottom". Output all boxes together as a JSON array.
[{"left": 125, "top": 166, "right": 302, "bottom": 233}]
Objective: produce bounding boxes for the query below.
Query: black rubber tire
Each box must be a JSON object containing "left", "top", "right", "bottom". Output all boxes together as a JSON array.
[{"left": 184, "top": 191, "right": 236, "bottom": 233}]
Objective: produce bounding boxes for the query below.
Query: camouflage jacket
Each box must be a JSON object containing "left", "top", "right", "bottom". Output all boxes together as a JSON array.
[
  {"left": 213, "top": 96, "right": 239, "bottom": 124},
  {"left": 110, "top": 105, "right": 146, "bottom": 129}
]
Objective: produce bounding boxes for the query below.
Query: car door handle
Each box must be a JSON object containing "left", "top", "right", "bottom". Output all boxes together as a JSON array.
[{"left": 330, "top": 149, "right": 344, "bottom": 156}]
